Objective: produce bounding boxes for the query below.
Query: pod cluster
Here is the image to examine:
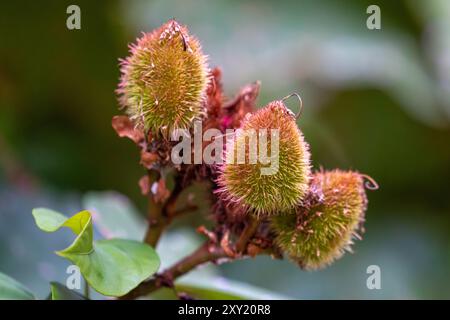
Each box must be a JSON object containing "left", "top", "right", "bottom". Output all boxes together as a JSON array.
[{"left": 117, "top": 20, "right": 376, "bottom": 270}]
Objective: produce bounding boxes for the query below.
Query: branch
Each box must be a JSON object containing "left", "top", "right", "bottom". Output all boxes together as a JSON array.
[
  {"left": 235, "top": 216, "right": 260, "bottom": 254},
  {"left": 144, "top": 176, "right": 197, "bottom": 248},
  {"left": 120, "top": 242, "right": 228, "bottom": 299},
  {"left": 143, "top": 170, "right": 164, "bottom": 247},
  {"left": 143, "top": 193, "right": 164, "bottom": 247}
]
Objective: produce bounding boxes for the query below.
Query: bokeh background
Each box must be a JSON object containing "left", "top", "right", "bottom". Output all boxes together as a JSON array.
[{"left": 1, "top": 0, "right": 449, "bottom": 299}]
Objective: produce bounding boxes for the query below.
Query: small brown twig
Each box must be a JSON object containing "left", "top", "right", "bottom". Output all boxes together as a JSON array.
[
  {"left": 235, "top": 216, "right": 260, "bottom": 254},
  {"left": 143, "top": 170, "right": 164, "bottom": 247},
  {"left": 144, "top": 177, "right": 189, "bottom": 248},
  {"left": 142, "top": 142, "right": 202, "bottom": 248},
  {"left": 120, "top": 241, "right": 228, "bottom": 299}
]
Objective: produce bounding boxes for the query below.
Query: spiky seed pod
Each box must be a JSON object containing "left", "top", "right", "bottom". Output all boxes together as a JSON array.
[
  {"left": 117, "top": 20, "right": 209, "bottom": 134},
  {"left": 271, "top": 170, "right": 371, "bottom": 270},
  {"left": 217, "top": 100, "right": 311, "bottom": 216}
]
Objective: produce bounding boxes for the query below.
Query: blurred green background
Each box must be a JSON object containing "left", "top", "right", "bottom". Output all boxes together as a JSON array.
[{"left": 0, "top": 0, "right": 449, "bottom": 299}]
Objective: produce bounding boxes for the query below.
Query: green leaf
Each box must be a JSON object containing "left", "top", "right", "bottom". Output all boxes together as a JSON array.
[
  {"left": 175, "top": 278, "right": 291, "bottom": 300},
  {"left": 175, "top": 284, "right": 246, "bottom": 300},
  {"left": 149, "top": 280, "right": 291, "bottom": 300},
  {"left": 50, "top": 282, "right": 87, "bottom": 300},
  {"left": 32, "top": 208, "right": 160, "bottom": 297},
  {"left": 0, "top": 272, "right": 35, "bottom": 300},
  {"left": 33, "top": 208, "right": 93, "bottom": 254},
  {"left": 31, "top": 208, "right": 68, "bottom": 232},
  {"left": 62, "top": 239, "right": 160, "bottom": 296}
]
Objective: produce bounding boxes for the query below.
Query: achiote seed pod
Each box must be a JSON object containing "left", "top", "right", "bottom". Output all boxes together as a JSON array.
[
  {"left": 217, "top": 97, "right": 311, "bottom": 216},
  {"left": 271, "top": 170, "right": 377, "bottom": 270},
  {"left": 117, "top": 20, "right": 209, "bottom": 134}
]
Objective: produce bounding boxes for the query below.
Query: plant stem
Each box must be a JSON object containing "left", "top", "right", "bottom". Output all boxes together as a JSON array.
[
  {"left": 235, "top": 216, "right": 260, "bottom": 254},
  {"left": 120, "top": 242, "right": 227, "bottom": 299},
  {"left": 144, "top": 180, "right": 184, "bottom": 248},
  {"left": 84, "top": 277, "right": 90, "bottom": 299},
  {"left": 144, "top": 194, "right": 164, "bottom": 247}
]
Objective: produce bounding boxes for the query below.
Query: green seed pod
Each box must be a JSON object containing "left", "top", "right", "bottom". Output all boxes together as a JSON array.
[
  {"left": 217, "top": 99, "right": 311, "bottom": 216},
  {"left": 271, "top": 170, "right": 376, "bottom": 270},
  {"left": 117, "top": 20, "right": 209, "bottom": 134}
]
